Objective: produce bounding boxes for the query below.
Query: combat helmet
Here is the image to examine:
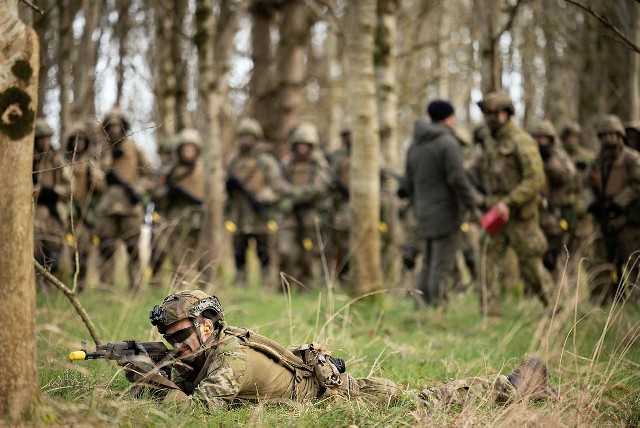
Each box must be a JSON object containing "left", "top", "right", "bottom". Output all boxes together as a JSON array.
[
  {"left": 101, "top": 107, "right": 130, "bottom": 132},
  {"left": 529, "top": 120, "right": 557, "bottom": 142},
  {"left": 560, "top": 120, "right": 581, "bottom": 140},
  {"left": 65, "top": 122, "right": 90, "bottom": 152},
  {"left": 477, "top": 92, "right": 515, "bottom": 115},
  {"left": 176, "top": 128, "right": 203, "bottom": 151},
  {"left": 34, "top": 118, "right": 54, "bottom": 138},
  {"left": 289, "top": 122, "right": 319, "bottom": 146},
  {"left": 236, "top": 118, "right": 264, "bottom": 140},
  {"left": 624, "top": 120, "right": 640, "bottom": 134},
  {"left": 149, "top": 290, "right": 224, "bottom": 334},
  {"left": 596, "top": 114, "right": 626, "bottom": 137}
]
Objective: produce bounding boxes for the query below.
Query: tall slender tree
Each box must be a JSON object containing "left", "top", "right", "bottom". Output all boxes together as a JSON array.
[
  {"left": 345, "top": 0, "right": 382, "bottom": 296},
  {"left": 0, "top": 0, "right": 40, "bottom": 419}
]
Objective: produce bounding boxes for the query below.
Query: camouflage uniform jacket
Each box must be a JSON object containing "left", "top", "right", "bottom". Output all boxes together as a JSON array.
[
  {"left": 280, "top": 151, "right": 332, "bottom": 232},
  {"left": 330, "top": 148, "right": 350, "bottom": 231},
  {"left": 481, "top": 120, "right": 546, "bottom": 220},
  {"left": 171, "top": 326, "right": 319, "bottom": 410},
  {"left": 542, "top": 145, "right": 577, "bottom": 208},
  {"left": 97, "top": 137, "right": 153, "bottom": 216},
  {"left": 32, "top": 150, "right": 72, "bottom": 226},
  {"left": 225, "top": 148, "right": 289, "bottom": 234},
  {"left": 589, "top": 143, "right": 640, "bottom": 229}
]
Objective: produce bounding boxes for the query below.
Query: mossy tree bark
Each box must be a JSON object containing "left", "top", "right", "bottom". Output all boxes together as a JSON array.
[
  {"left": 0, "top": 0, "right": 41, "bottom": 420},
  {"left": 345, "top": 0, "right": 383, "bottom": 296}
]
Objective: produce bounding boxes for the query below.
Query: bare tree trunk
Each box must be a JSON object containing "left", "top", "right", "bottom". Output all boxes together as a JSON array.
[
  {"left": 72, "top": 0, "right": 102, "bottom": 118},
  {"left": 477, "top": 0, "right": 502, "bottom": 93},
  {"left": 33, "top": 0, "right": 55, "bottom": 117},
  {"left": 115, "top": 0, "right": 130, "bottom": 106},
  {"left": 375, "top": 0, "right": 401, "bottom": 286},
  {"left": 272, "top": 0, "right": 312, "bottom": 149},
  {"left": 0, "top": 0, "right": 40, "bottom": 418},
  {"left": 172, "top": 0, "right": 188, "bottom": 130},
  {"left": 436, "top": 0, "right": 451, "bottom": 98},
  {"left": 249, "top": 0, "right": 276, "bottom": 134},
  {"left": 153, "top": 2, "right": 176, "bottom": 139},
  {"left": 58, "top": 0, "right": 72, "bottom": 139},
  {"left": 346, "top": 0, "right": 382, "bottom": 296},
  {"left": 195, "top": 0, "right": 244, "bottom": 282}
]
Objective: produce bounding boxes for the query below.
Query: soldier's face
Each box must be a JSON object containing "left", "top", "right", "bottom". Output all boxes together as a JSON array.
[
  {"left": 483, "top": 109, "right": 508, "bottom": 131},
  {"left": 179, "top": 143, "right": 198, "bottom": 163},
  {"left": 35, "top": 136, "right": 51, "bottom": 153},
  {"left": 564, "top": 133, "right": 580, "bottom": 149},
  {"left": 294, "top": 142, "right": 312, "bottom": 159},
  {"left": 107, "top": 123, "right": 124, "bottom": 141},
  {"left": 599, "top": 132, "right": 621, "bottom": 147},
  {"left": 238, "top": 134, "right": 255, "bottom": 151},
  {"left": 164, "top": 319, "right": 200, "bottom": 357},
  {"left": 535, "top": 135, "right": 552, "bottom": 146}
]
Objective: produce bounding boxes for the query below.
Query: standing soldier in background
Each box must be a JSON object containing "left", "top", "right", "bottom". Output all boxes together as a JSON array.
[
  {"left": 624, "top": 121, "right": 640, "bottom": 152},
  {"left": 529, "top": 120, "right": 577, "bottom": 278},
  {"left": 65, "top": 122, "right": 105, "bottom": 287},
  {"left": 152, "top": 128, "right": 205, "bottom": 282},
  {"left": 559, "top": 120, "right": 596, "bottom": 258},
  {"left": 94, "top": 108, "right": 153, "bottom": 290},
  {"left": 587, "top": 115, "right": 640, "bottom": 303},
  {"left": 225, "top": 118, "right": 287, "bottom": 288},
  {"left": 328, "top": 126, "right": 352, "bottom": 282},
  {"left": 278, "top": 122, "right": 332, "bottom": 289},
  {"left": 477, "top": 93, "right": 553, "bottom": 317},
  {"left": 32, "top": 118, "right": 72, "bottom": 285}
]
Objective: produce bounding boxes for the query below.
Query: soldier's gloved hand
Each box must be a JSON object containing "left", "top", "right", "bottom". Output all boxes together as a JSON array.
[
  {"left": 116, "top": 341, "right": 157, "bottom": 384},
  {"left": 112, "top": 146, "right": 124, "bottom": 158},
  {"left": 576, "top": 160, "right": 587, "bottom": 171},
  {"left": 587, "top": 201, "right": 601, "bottom": 217},
  {"left": 37, "top": 186, "right": 58, "bottom": 204}
]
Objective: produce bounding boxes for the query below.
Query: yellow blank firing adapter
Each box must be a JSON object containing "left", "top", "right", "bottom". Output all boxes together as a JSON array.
[
  {"left": 224, "top": 220, "right": 237, "bottom": 233},
  {"left": 69, "top": 351, "right": 87, "bottom": 360}
]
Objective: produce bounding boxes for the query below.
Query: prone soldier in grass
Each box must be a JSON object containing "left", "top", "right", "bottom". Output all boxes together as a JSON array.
[{"left": 110, "top": 290, "right": 559, "bottom": 411}]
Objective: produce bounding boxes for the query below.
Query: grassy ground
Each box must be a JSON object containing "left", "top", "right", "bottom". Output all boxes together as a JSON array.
[{"left": 31, "top": 250, "right": 640, "bottom": 426}]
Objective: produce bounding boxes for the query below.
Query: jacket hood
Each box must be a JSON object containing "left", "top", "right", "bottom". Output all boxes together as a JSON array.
[{"left": 413, "top": 120, "right": 451, "bottom": 144}]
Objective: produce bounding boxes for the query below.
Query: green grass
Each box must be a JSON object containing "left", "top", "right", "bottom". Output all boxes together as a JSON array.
[{"left": 33, "top": 269, "right": 640, "bottom": 426}]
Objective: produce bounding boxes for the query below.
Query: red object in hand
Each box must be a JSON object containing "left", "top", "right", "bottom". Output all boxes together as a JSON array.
[{"left": 481, "top": 206, "right": 507, "bottom": 234}]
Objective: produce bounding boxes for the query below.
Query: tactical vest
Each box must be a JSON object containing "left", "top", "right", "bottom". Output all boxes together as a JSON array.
[
  {"left": 71, "top": 155, "right": 91, "bottom": 203},
  {"left": 169, "top": 160, "right": 205, "bottom": 201},
  {"left": 111, "top": 138, "right": 139, "bottom": 184},
  {"left": 286, "top": 160, "right": 318, "bottom": 186},
  {"left": 229, "top": 154, "right": 267, "bottom": 194},
  {"left": 33, "top": 153, "right": 64, "bottom": 188}
]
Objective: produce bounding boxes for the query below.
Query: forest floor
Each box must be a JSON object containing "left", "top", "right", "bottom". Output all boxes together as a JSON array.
[{"left": 31, "top": 247, "right": 640, "bottom": 427}]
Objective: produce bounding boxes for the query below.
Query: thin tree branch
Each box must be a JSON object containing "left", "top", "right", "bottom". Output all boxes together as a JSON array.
[
  {"left": 34, "top": 260, "right": 102, "bottom": 345},
  {"left": 19, "top": 0, "right": 44, "bottom": 14},
  {"left": 561, "top": 0, "right": 640, "bottom": 54}
]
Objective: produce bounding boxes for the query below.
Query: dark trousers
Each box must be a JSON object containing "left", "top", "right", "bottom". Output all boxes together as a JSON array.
[{"left": 416, "top": 229, "right": 460, "bottom": 307}]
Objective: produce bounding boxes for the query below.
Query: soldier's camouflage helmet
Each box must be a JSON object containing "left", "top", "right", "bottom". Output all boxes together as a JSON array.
[
  {"left": 176, "top": 128, "right": 203, "bottom": 150},
  {"left": 560, "top": 120, "right": 581, "bottom": 139},
  {"left": 529, "top": 120, "right": 557, "bottom": 141},
  {"left": 477, "top": 92, "right": 515, "bottom": 115},
  {"left": 597, "top": 114, "right": 626, "bottom": 137},
  {"left": 101, "top": 107, "right": 130, "bottom": 132},
  {"left": 149, "top": 290, "right": 224, "bottom": 334},
  {"left": 624, "top": 120, "right": 640, "bottom": 133},
  {"left": 35, "top": 119, "right": 54, "bottom": 138},
  {"left": 236, "top": 118, "right": 264, "bottom": 140},
  {"left": 290, "top": 122, "right": 319, "bottom": 145},
  {"left": 65, "top": 122, "right": 90, "bottom": 151}
]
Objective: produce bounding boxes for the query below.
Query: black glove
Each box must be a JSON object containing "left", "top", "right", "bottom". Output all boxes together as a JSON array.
[
  {"left": 225, "top": 176, "right": 242, "bottom": 193},
  {"left": 396, "top": 185, "right": 410, "bottom": 199},
  {"left": 106, "top": 170, "right": 119, "bottom": 185},
  {"left": 112, "top": 146, "right": 124, "bottom": 158},
  {"left": 116, "top": 340, "right": 157, "bottom": 384},
  {"left": 587, "top": 201, "right": 601, "bottom": 217},
  {"left": 37, "top": 186, "right": 58, "bottom": 204},
  {"left": 576, "top": 160, "right": 587, "bottom": 171}
]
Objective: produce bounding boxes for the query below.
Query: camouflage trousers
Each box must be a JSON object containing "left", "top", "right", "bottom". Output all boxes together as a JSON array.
[
  {"left": 481, "top": 216, "right": 552, "bottom": 315},
  {"left": 317, "top": 374, "right": 401, "bottom": 407},
  {"left": 418, "top": 375, "right": 516, "bottom": 409}
]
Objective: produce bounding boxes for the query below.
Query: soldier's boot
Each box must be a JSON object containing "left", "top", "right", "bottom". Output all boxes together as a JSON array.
[{"left": 506, "top": 357, "right": 559, "bottom": 401}]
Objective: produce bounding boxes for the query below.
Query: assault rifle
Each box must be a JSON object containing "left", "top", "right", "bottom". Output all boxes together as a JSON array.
[
  {"left": 226, "top": 175, "right": 265, "bottom": 217},
  {"left": 167, "top": 182, "right": 202, "bottom": 206},
  {"left": 106, "top": 170, "right": 142, "bottom": 205},
  {"left": 69, "top": 340, "right": 171, "bottom": 363}
]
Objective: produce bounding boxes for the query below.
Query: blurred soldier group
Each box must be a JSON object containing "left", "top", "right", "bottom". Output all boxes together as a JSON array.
[{"left": 32, "top": 96, "right": 640, "bottom": 308}]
